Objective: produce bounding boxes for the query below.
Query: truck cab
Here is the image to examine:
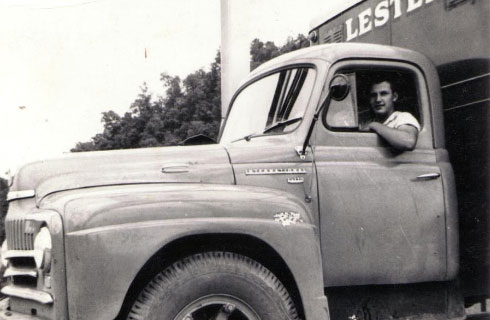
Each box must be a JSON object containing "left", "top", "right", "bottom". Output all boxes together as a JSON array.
[
  {"left": 0, "top": 43, "right": 461, "bottom": 320},
  {"left": 308, "top": 1, "right": 490, "bottom": 310}
]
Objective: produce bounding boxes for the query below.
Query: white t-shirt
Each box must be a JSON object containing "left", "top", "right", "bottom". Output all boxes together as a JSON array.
[{"left": 383, "top": 111, "right": 421, "bottom": 131}]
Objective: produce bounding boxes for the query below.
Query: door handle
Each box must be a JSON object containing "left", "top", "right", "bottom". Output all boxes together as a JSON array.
[
  {"left": 415, "top": 173, "right": 441, "bottom": 181},
  {"left": 161, "top": 164, "right": 189, "bottom": 173}
]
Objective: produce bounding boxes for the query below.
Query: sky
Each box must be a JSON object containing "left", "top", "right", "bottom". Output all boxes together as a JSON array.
[{"left": 0, "top": 0, "right": 326, "bottom": 177}]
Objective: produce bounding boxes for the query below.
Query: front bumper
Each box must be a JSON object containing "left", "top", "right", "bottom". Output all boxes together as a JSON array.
[{"left": 0, "top": 298, "right": 42, "bottom": 320}]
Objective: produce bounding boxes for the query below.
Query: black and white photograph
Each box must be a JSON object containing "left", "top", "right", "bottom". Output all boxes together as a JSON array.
[{"left": 0, "top": 0, "right": 488, "bottom": 319}]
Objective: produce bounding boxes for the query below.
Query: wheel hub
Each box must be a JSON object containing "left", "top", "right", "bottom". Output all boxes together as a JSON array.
[{"left": 175, "top": 294, "right": 261, "bottom": 320}]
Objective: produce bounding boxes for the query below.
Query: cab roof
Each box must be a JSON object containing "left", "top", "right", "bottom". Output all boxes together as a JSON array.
[
  {"left": 242, "top": 42, "right": 445, "bottom": 149},
  {"left": 248, "top": 42, "right": 434, "bottom": 80}
]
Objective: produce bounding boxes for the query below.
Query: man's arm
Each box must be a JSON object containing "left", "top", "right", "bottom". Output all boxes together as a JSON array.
[{"left": 368, "top": 122, "right": 418, "bottom": 151}]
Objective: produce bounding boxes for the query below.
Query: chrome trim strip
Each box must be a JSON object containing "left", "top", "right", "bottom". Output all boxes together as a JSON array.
[
  {"left": 444, "top": 98, "right": 490, "bottom": 112},
  {"left": 161, "top": 163, "right": 190, "bottom": 173},
  {"left": 1, "top": 285, "right": 53, "bottom": 304},
  {"left": 245, "top": 168, "right": 307, "bottom": 175},
  {"left": 3, "top": 267, "right": 37, "bottom": 278},
  {"left": 3, "top": 250, "right": 36, "bottom": 259},
  {"left": 415, "top": 173, "right": 441, "bottom": 181},
  {"left": 441, "top": 73, "right": 490, "bottom": 89},
  {"left": 3, "top": 249, "right": 44, "bottom": 267},
  {"left": 7, "top": 190, "right": 35, "bottom": 201}
]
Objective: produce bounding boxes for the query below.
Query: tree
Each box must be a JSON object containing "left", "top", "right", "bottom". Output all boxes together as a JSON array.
[
  {"left": 250, "top": 39, "right": 280, "bottom": 71},
  {"left": 72, "top": 35, "right": 308, "bottom": 152},
  {"left": 72, "top": 51, "right": 222, "bottom": 152},
  {"left": 250, "top": 34, "right": 309, "bottom": 71},
  {"left": 72, "top": 84, "right": 166, "bottom": 151},
  {"left": 0, "top": 178, "right": 9, "bottom": 243}
]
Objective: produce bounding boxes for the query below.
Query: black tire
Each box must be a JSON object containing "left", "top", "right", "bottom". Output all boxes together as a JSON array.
[{"left": 127, "top": 251, "right": 300, "bottom": 320}]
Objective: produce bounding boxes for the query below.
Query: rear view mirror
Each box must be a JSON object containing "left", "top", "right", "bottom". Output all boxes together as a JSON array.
[
  {"left": 329, "top": 74, "right": 350, "bottom": 101},
  {"left": 324, "top": 73, "right": 358, "bottom": 130},
  {"left": 300, "top": 73, "right": 353, "bottom": 157}
]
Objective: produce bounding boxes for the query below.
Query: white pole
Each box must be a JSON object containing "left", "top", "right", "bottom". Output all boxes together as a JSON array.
[{"left": 220, "top": 0, "right": 251, "bottom": 121}]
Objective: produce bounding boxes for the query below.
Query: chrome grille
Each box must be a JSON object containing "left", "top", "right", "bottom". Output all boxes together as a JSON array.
[
  {"left": 2, "top": 212, "right": 59, "bottom": 318},
  {"left": 6, "top": 219, "right": 34, "bottom": 250}
]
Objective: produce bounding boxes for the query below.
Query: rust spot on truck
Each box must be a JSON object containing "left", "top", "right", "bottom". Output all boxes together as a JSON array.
[{"left": 274, "top": 212, "right": 303, "bottom": 226}]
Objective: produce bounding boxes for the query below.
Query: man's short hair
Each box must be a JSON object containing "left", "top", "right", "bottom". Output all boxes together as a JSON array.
[{"left": 369, "top": 73, "right": 398, "bottom": 93}]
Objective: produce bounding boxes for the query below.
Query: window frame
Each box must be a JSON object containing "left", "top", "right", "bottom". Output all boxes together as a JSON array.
[
  {"left": 218, "top": 63, "right": 317, "bottom": 143},
  {"left": 322, "top": 65, "right": 424, "bottom": 133},
  {"left": 314, "top": 59, "right": 434, "bottom": 150}
]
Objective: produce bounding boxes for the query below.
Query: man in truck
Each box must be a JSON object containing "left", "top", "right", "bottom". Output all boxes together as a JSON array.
[{"left": 366, "top": 77, "right": 420, "bottom": 151}]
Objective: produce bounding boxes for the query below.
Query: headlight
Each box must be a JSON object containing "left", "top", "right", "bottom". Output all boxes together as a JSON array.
[
  {"left": 1, "top": 241, "right": 8, "bottom": 268},
  {"left": 34, "top": 227, "right": 52, "bottom": 271}
]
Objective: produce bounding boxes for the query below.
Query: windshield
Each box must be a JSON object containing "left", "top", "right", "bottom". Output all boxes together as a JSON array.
[{"left": 220, "top": 67, "right": 316, "bottom": 143}]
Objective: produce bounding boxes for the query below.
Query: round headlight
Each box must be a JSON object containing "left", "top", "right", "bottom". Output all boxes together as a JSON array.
[{"left": 34, "top": 227, "right": 52, "bottom": 270}]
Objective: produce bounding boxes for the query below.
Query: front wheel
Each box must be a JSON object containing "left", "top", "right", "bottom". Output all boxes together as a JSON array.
[{"left": 127, "top": 251, "right": 300, "bottom": 320}]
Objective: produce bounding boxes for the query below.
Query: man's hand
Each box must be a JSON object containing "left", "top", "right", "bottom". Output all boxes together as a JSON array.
[{"left": 368, "top": 122, "right": 418, "bottom": 151}]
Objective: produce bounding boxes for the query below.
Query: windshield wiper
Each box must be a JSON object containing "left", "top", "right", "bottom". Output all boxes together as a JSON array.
[
  {"left": 262, "top": 117, "right": 303, "bottom": 134},
  {"left": 231, "top": 132, "right": 263, "bottom": 143},
  {"left": 231, "top": 117, "right": 303, "bottom": 143}
]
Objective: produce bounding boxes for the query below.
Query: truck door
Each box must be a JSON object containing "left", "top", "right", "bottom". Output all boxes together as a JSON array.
[{"left": 314, "top": 61, "right": 448, "bottom": 287}]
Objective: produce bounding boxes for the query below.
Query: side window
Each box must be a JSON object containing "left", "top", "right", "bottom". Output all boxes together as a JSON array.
[
  {"left": 323, "top": 69, "right": 421, "bottom": 132},
  {"left": 221, "top": 67, "right": 316, "bottom": 143}
]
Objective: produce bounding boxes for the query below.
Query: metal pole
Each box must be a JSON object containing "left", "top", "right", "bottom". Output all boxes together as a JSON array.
[{"left": 220, "top": 0, "right": 250, "bottom": 121}]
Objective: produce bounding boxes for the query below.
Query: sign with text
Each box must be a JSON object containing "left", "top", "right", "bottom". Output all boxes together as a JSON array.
[{"left": 345, "top": 0, "right": 434, "bottom": 41}]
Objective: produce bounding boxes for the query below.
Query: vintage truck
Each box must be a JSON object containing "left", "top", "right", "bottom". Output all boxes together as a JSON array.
[{"left": 0, "top": 42, "right": 476, "bottom": 319}]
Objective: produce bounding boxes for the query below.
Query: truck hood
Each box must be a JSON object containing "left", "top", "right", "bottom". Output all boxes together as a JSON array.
[{"left": 11, "top": 144, "right": 234, "bottom": 203}]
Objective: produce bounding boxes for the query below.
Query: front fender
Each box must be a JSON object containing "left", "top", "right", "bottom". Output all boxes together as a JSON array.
[
  {"left": 45, "top": 183, "right": 315, "bottom": 233},
  {"left": 44, "top": 184, "right": 327, "bottom": 320}
]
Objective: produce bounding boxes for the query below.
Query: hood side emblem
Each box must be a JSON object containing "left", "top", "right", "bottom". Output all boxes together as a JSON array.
[
  {"left": 245, "top": 168, "right": 306, "bottom": 176},
  {"left": 287, "top": 177, "right": 304, "bottom": 184}
]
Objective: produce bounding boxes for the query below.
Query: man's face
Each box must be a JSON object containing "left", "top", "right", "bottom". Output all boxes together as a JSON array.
[{"left": 369, "top": 81, "right": 398, "bottom": 119}]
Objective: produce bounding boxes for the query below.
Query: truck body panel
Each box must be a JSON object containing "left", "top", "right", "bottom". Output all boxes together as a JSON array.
[
  {"left": 315, "top": 145, "right": 448, "bottom": 286},
  {"left": 14, "top": 144, "right": 234, "bottom": 203},
  {"left": 309, "top": 0, "right": 490, "bottom": 298},
  {"left": 43, "top": 184, "right": 327, "bottom": 319}
]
